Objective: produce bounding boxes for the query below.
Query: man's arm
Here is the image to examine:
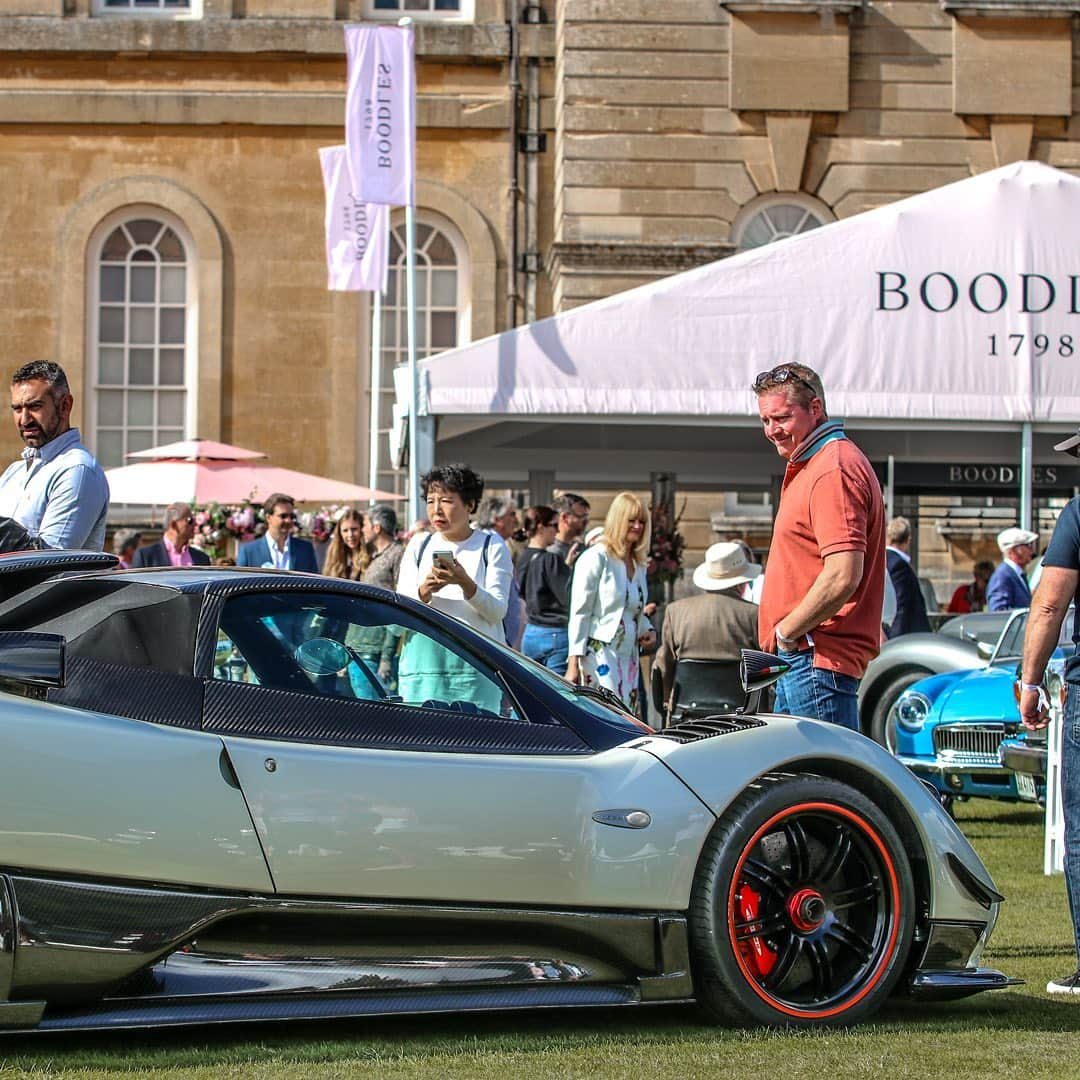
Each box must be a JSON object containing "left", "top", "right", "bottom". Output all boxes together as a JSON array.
[
  {"left": 1019, "top": 566, "right": 1077, "bottom": 728},
  {"left": 36, "top": 464, "right": 108, "bottom": 549},
  {"left": 775, "top": 550, "right": 864, "bottom": 644}
]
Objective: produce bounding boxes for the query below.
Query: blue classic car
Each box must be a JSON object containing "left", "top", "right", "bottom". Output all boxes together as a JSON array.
[{"left": 891, "top": 609, "right": 1071, "bottom": 808}]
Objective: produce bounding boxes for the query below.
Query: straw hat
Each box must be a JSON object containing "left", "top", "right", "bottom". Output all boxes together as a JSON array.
[{"left": 692, "top": 541, "right": 762, "bottom": 592}]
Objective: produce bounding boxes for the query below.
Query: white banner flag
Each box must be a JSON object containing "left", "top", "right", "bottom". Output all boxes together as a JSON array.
[
  {"left": 344, "top": 24, "right": 416, "bottom": 208},
  {"left": 319, "top": 145, "right": 390, "bottom": 293}
]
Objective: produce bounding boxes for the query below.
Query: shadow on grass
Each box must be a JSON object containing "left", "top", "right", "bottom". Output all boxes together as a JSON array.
[{"left": 5, "top": 990, "right": 1080, "bottom": 1070}]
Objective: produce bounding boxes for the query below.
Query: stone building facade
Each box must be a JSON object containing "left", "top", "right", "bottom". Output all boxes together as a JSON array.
[{"left": 2, "top": 0, "right": 1079, "bottom": 595}]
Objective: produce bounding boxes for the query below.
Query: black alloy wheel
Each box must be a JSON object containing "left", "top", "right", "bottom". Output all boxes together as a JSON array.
[{"left": 688, "top": 773, "right": 915, "bottom": 1027}]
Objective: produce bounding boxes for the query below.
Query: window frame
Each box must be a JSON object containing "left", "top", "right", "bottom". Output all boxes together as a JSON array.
[
  {"left": 732, "top": 192, "right": 835, "bottom": 253},
  {"left": 85, "top": 206, "right": 198, "bottom": 468},
  {"left": 90, "top": 0, "right": 202, "bottom": 18},
  {"left": 361, "top": 0, "right": 474, "bottom": 23}
]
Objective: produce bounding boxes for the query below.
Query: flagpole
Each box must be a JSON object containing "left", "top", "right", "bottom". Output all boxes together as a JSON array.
[
  {"left": 368, "top": 289, "right": 382, "bottom": 506},
  {"left": 399, "top": 15, "right": 419, "bottom": 529}
]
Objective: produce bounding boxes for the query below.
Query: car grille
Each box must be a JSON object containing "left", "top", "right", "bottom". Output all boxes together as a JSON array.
[
  {"left": 650, "top": 716, "right": 767, "bottom": 743},
  {"left": 933, "top": 723, "right": 1016, "bottom": 765}
]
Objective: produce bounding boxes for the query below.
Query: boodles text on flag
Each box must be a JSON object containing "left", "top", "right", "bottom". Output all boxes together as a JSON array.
[{"left": 319, "top": 144, "right": 390, "bottom": 292}]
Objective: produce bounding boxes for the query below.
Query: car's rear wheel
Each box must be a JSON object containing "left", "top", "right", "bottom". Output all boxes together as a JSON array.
[{"left": 688, "top": 773, "right": 915, "bottom": 1028}]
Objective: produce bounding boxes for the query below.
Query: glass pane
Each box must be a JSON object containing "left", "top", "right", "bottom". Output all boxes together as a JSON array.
[
  {"left": 159, "top": 428, "right": 184, "bottom": 444},
  {"left": 416, "top": 317, "right": 427, "bottom": 349},
  {"left": 129, "top": 348, "right": 154, "bottom": 385},
  {"left": 127, "top": 220, "right": 162, "bottom": 245},
  {"left": 99, "top": 347, "right": 124, "bottom": 385},
  {"left": 101, "top": 228, "right": 130, "bottom": 262},
  {"left": 131, "top": 249, "right": 155, "bottom": 263},
  {"left": 414, "top": 223, "right": 432, "bottom": 247},
  {"left": 159, "top": 391, "right": 185, "bottom": 427},
  {"left": 430, "top": 311, "right": 456, "bottom": 350},
  {"left": 127, "top": 429, "right": 155, "bottom": 455},
  {"left": 434, "top": 0, "right": 461, "bottom": 8},
  {"left": 99, "top": 307, "right": 125, "bottom": 343},
  {"left": 160, "top": 266, "right": 186, "bottom": 303},
  {"left": 431, "top": 269, "right": 456, "bottom": 307},
  {"left": 404, "top": 0, "right": 427, "bottom": 9},
  {"left": 128, "top": 391, "right": 154, "bottom": 427},
  {"left": 383, "top": 315, "right": 396, "bottom": 347},
  {"left": 373, "top": 0, "right": 399, "bottom": 7},
  {"left": 768, "top": 205, "right": 807, "bottom": 236},
  {"left": 800, "top": 217, "right": 823, "bottom": 235},
  {"left": 385, "top": 269, "right": 398, "bottom": 305},
  {"left": 130, "top": 308, "right": 155, "bottom": 345},
  {"left": 157, "top": 228, "right": 185, "bottom": 262},
  {"left": 160, "top": 348, "right": 185, "bottom": 385},
  {"left": 415, "top": 274, "right": 428, "bottom": 306},
  {"left": 426, "top": 231, "right": 456, "bottom": 265},
  {"left": 740, "top": 215, "right": 773, "bottom": 250},
  {"left": 388, "top": 232, "right": 402, "bottom": 263},
  {"left": 99, "top": 265, "right": 125, "bottom": 303},
  {"left": 98, "top": 390, "right": 124, "bottom": 426},
  {"left": 130, "top": 265, "right": 156, "bottom": 304},
  {"left": 96, "top": 430, "right": 124, "bottom": 469},
  {"left": 160, "top": 309, "right": 185, "bottom": 345}
]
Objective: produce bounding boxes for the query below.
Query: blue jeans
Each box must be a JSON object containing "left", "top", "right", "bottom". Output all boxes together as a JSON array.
[
  {"left": 1062, "top": 684, "right": 1080, "bottom": 965},
  {"left": 774, "top": 647, "right": 860, "bottom": 731},
  {"left": 522, "top": 624, "right": 569, "bottom": 676}
]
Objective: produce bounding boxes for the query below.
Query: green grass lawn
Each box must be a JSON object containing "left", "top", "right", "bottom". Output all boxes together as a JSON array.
[{"left": 1, "top": 800, "right": 1078, "bottom": 1079}]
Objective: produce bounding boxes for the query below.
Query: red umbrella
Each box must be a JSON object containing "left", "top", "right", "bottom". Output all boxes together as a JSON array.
[{"left": 106, "top": 440, "right": 403, "bottom": 506}]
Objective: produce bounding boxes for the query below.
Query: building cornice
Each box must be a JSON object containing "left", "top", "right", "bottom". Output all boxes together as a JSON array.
[
  {"left": 940, "top": 0, "right": 1080, "bottom": 15},
  {"left": 548, "top": 242, "right": 734, "bottom": 277}
]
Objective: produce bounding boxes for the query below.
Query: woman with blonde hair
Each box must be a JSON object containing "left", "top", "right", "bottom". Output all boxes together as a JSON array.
[
  {"left": 566, "top": 492, "right": 655, "bottom": 710},
  {"left": 322, "top": 508, "right": 369, "bottom": 580}
]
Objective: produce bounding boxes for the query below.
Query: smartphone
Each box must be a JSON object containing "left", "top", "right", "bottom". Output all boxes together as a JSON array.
[{"left": 432, "top": 551, "right": 456, "bottom": 570}]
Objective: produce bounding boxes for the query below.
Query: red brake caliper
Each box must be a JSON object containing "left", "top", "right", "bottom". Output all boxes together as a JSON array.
[{"left": 735, "top": 882, "right": 777, "bottom": 978}]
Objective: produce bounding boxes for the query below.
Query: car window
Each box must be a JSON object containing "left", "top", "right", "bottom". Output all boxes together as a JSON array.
[{"left": 213, "top": 591, "right": 523, "bottom": 721}]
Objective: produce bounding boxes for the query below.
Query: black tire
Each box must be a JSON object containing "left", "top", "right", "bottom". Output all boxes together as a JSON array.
[
  {"left": 688, "top": 773, "right": 916, "bottom": 1028},
  {"left": 867, "top": 671, "right": 929, "bottom": 750}
]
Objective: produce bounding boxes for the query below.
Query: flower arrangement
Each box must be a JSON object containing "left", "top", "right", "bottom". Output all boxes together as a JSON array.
[
  {"left": 646, "top": 498, "right": 686, "bottom": 591},
  {"left": 189, "top": 502, "right": 354, "bottom": 559}
]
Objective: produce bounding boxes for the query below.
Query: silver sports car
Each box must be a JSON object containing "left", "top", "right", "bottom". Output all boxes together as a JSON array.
[{"left": 0, "top": 551, "right": 1011, "bottom": 1032}]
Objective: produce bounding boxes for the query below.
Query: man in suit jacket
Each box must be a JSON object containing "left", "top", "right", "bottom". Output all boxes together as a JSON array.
[
  {"left": 237, "top": 492, "right": 319, "bottom": 573},
  {"left": 884, "top": 516, "right": 930, "bottom": 638},
  {"left": 131, "top": 502, "right": 210, "bottom": 568},
  {"left": 654, "top": 541, "right": 760, "bottom": 706},
  {"left": 987, "top": 525, "right": 1038, "bottom": 611}
]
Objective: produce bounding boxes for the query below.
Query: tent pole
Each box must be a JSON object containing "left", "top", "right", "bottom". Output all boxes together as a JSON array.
[
  {"left": 1020, "top": 422, "right": 1033, "bottom": 532},
  {"left": 368, "top": 290, "right": 382, "bottom": 506}
]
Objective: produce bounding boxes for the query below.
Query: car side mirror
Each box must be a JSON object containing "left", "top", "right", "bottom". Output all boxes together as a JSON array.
[
  {"left": 0, "top": 631, "right": 64, "bottom": 689},
  {"left": 295, "top": 637, "right": 350, "bottom": 676},
  {"left": 739, "top": 649, "right": 791, "bottom": 715},
  {"left": 977, "top": 641, "right": 995, "bottom": 660}
]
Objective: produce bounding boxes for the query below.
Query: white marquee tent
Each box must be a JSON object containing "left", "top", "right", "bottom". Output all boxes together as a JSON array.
[{"left": 419, "top": 161, "right": 1080, "bottom": 426}]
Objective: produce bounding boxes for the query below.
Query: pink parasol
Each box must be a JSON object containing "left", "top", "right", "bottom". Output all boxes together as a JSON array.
[{"left": 106, "top": 440, "right": 403, "bottom": 506}]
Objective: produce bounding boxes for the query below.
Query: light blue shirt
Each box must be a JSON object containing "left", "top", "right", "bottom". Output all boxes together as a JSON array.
[{"left": 0, "top": 428, "right": 109, "bottom": 550}]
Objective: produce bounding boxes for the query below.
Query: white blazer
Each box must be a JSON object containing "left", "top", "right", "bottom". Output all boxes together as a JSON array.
[{"left": 568, "top": 542, "right": 652, "bottom": 657}]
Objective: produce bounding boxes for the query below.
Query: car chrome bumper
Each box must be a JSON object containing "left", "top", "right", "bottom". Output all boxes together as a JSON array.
[
  {"left": 999, "top": 742, "right": 1047, "bottom": 778},
  {"left": 896, "top": 754, "right": 1011, "bottom": 778}
]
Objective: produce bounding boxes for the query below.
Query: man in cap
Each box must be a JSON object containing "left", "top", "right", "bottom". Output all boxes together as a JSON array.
[
  {"left": 653, "top": 541, "right": 760, "bottom": 708},
  {"left": 1018, "top": 426, "right": 1080, "bottom": 993},
  {"left": 987, "top": 526, "right": 1039, "bottom": 611}
]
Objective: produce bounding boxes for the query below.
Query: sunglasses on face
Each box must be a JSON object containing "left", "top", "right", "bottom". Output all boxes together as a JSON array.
[
  {"left": 753, "top": 366, "right": 819, "bottom": 396},
  {"left": 275, "top": 512, "right": 297, "bottom": 521}
]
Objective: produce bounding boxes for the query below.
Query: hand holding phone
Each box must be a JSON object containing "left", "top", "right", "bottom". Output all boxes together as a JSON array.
[{"left": 432, "top": 551, "right": 456, "bottom": 571}]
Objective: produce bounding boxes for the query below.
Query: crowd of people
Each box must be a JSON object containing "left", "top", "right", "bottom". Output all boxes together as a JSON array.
[{"left": 6, "top": 357, "right": 1080, "bottom": 995}]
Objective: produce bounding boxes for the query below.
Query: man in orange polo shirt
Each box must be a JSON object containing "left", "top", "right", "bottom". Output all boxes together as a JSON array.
[{"left": 754, "top": 363, "right": 885, "bottom": 731}]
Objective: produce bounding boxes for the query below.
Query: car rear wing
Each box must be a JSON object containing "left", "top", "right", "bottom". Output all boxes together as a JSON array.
[{"left": 0, "top": 550, "right": 118, "bottom": 603}]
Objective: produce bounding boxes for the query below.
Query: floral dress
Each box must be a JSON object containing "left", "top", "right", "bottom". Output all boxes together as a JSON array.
[{"left": 581, "top": 570, "right": 646, "bottom": 712}]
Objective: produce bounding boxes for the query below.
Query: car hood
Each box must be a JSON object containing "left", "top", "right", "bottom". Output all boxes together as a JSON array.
[{"left": 933, "top": 664, "right": 1018, "bottom": 722}]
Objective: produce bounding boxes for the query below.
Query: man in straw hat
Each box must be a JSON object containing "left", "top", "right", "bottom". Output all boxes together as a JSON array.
[
  {"left": 987, "top": 525, "right": 1039, "bottom": 611},
  {"left": 654, "top": 541, "right": 760, "bottom": 708}
]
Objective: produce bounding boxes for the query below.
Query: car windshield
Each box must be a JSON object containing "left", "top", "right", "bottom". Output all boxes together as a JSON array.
[{"left": 991, "top": 608, "right": 1074, "bottom": 664}]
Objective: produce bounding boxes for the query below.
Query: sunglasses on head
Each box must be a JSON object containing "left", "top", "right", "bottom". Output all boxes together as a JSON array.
[{"left": 753, "top": 366, "right": 819, "bottom": 396}]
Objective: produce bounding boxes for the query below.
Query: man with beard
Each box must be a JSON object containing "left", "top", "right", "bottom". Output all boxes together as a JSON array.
[{"left": 0, "top": 361, "right": 109, "bottom": 550}]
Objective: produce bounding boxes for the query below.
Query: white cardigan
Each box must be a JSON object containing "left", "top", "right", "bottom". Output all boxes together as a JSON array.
[
  {"left": 396, "top": 528, "right": 512, "bottom": 644},
  {"left": 567, "top": 542, "right": 652, "bottom": 657}
]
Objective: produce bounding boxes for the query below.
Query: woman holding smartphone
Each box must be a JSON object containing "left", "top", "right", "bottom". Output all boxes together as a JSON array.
[
  {"left": 395, "top": 464, "right": 512, "bottom": 711},
  {"left": 566, "top": 492, "right": 655, "bottom": 712}
]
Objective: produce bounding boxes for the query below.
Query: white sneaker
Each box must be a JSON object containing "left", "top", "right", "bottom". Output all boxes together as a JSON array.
[{"left": 1047, "top": 970, "right": 1080, "bottom": 994}]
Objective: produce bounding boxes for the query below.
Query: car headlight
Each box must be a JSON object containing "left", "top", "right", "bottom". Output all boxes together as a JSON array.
[{"left": 895, "top": 690, "right": 932, "bottom": 732}]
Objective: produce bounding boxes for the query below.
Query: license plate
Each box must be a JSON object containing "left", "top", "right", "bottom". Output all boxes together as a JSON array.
[{"left": 1016, "top": 771, "right": 1038, "bottom": 801}]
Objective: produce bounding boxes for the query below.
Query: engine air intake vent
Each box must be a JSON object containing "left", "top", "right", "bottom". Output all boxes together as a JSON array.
[{"left": 652, "top": 716, "right": 766, "bottom": 743}]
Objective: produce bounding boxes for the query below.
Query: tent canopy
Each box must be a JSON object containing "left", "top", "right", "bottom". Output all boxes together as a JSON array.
[{"left": 421, "top": 161, "right": 1080, "bottom": 426}]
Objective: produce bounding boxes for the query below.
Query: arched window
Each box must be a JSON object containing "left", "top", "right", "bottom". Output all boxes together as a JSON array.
[
  {"left": 733, "top": 194, "right": 834, "bottom": 253},
  {"left": 376, "top": 214, "right": 468, "bottom": 492},
  {"left": 88, "top": 212, "right": 196, "bottom": 468}
]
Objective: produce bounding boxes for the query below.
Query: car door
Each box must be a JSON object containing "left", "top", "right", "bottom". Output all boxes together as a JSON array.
[{"left": 203, "top": 587, "right": 710, "bottom": 910}]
